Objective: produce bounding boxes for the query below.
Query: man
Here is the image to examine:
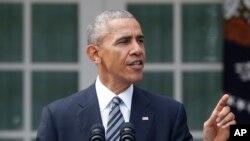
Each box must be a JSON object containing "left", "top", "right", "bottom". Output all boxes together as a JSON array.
[{"left": 36, "top": 10, "right": 236, "bottom": 141}]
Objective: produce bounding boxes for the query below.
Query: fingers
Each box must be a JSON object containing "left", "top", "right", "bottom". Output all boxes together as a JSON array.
[
  {"left": 216, "top": 106, "right": 231, "bottom": 123},
  {"left": 216, "top": 106, "right": 236, "bottom": 128},
  {"left": 221, "top": 120, "right": 237, "bottom": 129},
  {"left": 206, "top": 94, "right": 229, "bottom": 125},
  {"left": 213, "top": 94, "right": 229, "bottom": 114}
]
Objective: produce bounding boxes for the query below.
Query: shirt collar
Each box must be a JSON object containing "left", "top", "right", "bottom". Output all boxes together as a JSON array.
[{"left": 95, "top": 76, "right": 133, "bottom": 112}]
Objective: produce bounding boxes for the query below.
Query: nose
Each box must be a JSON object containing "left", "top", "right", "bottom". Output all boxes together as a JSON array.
[{"left": 130, "top": 40, "right": 144, "bottom": 56}]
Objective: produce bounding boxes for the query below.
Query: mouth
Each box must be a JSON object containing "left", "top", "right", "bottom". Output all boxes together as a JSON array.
[
  {"left": 127, "top": 60, "right": 144, "bottom": 71},
  {"left": 131, "top": 60, "right": 143, "bottom": 65}
]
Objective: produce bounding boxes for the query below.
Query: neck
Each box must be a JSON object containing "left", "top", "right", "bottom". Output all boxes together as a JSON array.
[{"left": 98, "top": 76, "right": 131, "bottom": 94}]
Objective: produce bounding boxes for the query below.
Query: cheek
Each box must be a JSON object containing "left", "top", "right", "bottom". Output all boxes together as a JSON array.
[
  {"left": 101, "top": 48, "right": 129, "bottom": 67},
  {"left": 142, "top": 48, "right": 146, "bottom": 56},
  {"left": 111, "top": 48, "right": 128, "bottom": 59},
  {"left": 103, "top": 51, "right": 123, "bottom": 67}
]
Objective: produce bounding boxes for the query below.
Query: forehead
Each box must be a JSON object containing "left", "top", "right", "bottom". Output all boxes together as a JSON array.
[{"left": 106, "top": 18, "right": 143, "bottom": 36}]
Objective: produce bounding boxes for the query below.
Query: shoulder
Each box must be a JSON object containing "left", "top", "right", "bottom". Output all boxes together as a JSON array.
[
  {"left": 134, "top": 85, "right": 182, "bottom": 106},
  {"left": 134, "top": 86, "right": 185, "bottom": 115},
  {"left": 45, "top": 84, "right": 95, "bottom": 113},
  {"left": 133, "top": 86, "right": 192, "bottom": 140}
]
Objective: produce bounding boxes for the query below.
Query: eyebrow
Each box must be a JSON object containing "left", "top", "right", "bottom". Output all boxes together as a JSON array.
[
  {"left": 115, "top": 34, "right": 144, "bottom": 43},
  {"left": 116, "top": 36, "right": 131, "bottom": 42},
  {"left": 137, "top": 35, "right": 144, "bottom": 40}
]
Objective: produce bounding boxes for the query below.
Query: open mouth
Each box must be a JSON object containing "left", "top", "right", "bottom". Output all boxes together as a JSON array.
[
  {"left": 130, "top": 60, "right": 143, "bottom": 65},
  {"left": 127, "top": 60, "right": 144, "bottom": 71}
]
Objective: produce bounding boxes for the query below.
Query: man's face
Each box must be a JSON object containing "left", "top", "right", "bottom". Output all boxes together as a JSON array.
[{"left": 97, "top": 18, "right": 145, "bottom": 85}]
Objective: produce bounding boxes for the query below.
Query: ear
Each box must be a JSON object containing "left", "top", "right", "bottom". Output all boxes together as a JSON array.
[{"left": 86, "top": 44, "right": 101, "bottom": 64}]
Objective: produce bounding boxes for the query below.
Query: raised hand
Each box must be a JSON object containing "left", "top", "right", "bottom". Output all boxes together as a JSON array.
[{"left": 203, "top": 94, "right": 236, "bottom": 141}]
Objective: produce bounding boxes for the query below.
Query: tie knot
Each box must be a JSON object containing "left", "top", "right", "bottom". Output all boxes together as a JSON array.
[{"left": 112, "top": 97, "right": 122, "bottom": 105}]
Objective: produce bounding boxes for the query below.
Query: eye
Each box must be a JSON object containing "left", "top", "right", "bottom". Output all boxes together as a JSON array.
[
  {"left": 116, "top": 37, "right": 130, "bottom": 45},
  {"left": 137, "top": 36, "right": 144, "bottom": 45},
  {"left": 136, "top": 35, "right": 144, "bottom": 44},
  {"left": 119, "top": 38, "right": 129, "bottom": 44},
  {"left": 138, "top": 38, "right": 144, "bottom": 44}
]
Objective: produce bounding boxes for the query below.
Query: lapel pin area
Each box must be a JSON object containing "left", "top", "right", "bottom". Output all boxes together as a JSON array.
[{"left": 142, "top": 116, "right": 149, "bottom": 120}]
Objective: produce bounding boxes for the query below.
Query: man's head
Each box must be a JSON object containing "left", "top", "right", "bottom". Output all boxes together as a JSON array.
[
  {"left": 86, "top": 10, "right": 145, "bottom": 93},
  {"left": 87, "top": 10, "right": 135, "bottom": 45}
]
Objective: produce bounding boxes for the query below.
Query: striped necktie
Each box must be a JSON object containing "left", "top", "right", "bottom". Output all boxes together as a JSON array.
[{"left": 106, "top": 97, "right": 124, "bottom": 141}]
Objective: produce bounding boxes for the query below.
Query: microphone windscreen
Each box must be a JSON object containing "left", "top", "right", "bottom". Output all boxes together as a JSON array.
[
  {"left": 89, "top": 123, "right": 105, "bottom": 141},
  {"left": 120, "top": 122, "right": 136, "bottom": 141}
]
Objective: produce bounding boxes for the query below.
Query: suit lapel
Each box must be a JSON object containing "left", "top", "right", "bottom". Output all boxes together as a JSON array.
[
  {"left": 77, "top": 84, "right": 103, "bottom": 139},
  {"left": 130, "top": 86, "right": 154, "bottom": 141},
  {"left": 76, "top": 84, "right": 154, "bottom": 140}
]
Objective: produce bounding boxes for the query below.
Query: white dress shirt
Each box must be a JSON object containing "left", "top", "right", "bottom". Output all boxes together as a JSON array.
[{"left": 95, "top": 76, "right": 133, "bottom": 133}]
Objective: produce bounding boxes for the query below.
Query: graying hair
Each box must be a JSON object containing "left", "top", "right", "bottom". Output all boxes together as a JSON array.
[{"left": 87, "top": 10, "right": 135, "bottom": 45}]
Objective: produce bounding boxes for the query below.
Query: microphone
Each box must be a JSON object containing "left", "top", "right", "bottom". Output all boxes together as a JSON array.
[
  {"left": 120, "top": 122, "right": 136, "bottom": 141},
  {"left": 89, "top": 123, "right": 105, "bottom": 141}
]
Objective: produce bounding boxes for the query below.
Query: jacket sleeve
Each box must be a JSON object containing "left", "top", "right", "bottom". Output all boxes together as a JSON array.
[
  {"left": 36, "top": 106, "right": 58, "bottom": 141},
  {"left": 171, "top": 103, "right": 193, "bottom": 141}
]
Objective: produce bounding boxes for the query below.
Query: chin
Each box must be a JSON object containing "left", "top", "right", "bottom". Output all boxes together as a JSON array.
[{"left": 131, "top": 75, "right": 143, "bottom": 83}]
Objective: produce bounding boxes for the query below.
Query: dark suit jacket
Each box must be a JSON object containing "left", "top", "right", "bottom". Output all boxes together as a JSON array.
[{"left": 36, "top": 84, "right": 193, "bottom": 141}]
